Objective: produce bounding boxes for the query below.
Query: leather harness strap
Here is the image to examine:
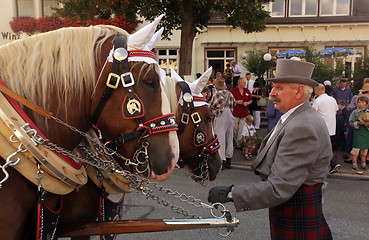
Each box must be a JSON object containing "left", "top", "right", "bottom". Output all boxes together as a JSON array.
[
  {"left": 0, "top": 84, "right": 53, "bottom": 119},
  {"left": 91, "top": 35, "right": 126, "bottom": 124}
]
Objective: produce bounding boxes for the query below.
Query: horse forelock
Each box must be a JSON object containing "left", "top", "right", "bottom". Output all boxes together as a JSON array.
[
  {"left": 164, "top": 76, "right": 179, "bottom": 114},
  {"left": 0, "top": 26, "right": 128, "bottom": 124}
]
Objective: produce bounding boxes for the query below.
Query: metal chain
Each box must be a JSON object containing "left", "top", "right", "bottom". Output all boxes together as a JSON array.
[{"left": 27, "top": 116, "right": 218, "bottom": 219}]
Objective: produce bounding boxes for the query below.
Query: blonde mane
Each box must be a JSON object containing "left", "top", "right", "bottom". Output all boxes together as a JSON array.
[
  {"left": 164, "top": 76, "right": 180, "bottom": 114},
  {"left": 0, "top": 26, "right": 128, "bottom": 117}
]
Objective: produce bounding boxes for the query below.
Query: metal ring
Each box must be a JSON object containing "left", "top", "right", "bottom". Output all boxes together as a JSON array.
[
  {"left": 211, "top": 203, "right": 227, "bottom": 218},
  {"left": 217, "top": 227, "right": 232, "bottom": 237}
]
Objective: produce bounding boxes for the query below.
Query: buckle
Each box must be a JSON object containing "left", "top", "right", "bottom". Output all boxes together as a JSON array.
[
  {"left": 106, "top": 73, "right": 120, "bottom": 89},
  {"left": 191, "top": 112, "right": 201, "bottom": 124},
  {"left": 181, "top": 113, "right": 189, "bottom": 124},
  {"left": 121, "top": 72, "right": 135, "bottom": 87}
]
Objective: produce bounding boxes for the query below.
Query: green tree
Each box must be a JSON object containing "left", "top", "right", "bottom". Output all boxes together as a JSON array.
[
  {"left": 241, "top": 49, "right": 270, "bottom": 86},
  {"left": 54, "top": 0, "right": 271, "bottom": 76},
  {"left": 353, "top": 54, "right": 369, "bottom": 94},
  {"left": 303, "top": 42, "right": 334, "bottom": 83}
]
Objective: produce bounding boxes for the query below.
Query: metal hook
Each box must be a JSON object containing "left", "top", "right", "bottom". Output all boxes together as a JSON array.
[{"left": 0, "top": 149, "right": 22, "bottom": 188}]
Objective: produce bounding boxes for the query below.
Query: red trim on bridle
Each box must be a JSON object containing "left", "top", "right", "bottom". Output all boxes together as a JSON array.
[
  {"left": 193, "top": 96, "right": 207, "bottom": 103},
  {"left": 137, "top": 113, "right": 178, "bottom": 135},
  {"left": 201, "top": 134, "right": 220, "bottom": 155},
  {"left": 129, "top": 50, "right": 156, "bottom": 60}
]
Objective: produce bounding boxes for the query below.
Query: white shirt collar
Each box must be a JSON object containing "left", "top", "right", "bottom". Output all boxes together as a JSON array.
[{"left": 280, "top": 101, "right": 306, "bottom": 124}]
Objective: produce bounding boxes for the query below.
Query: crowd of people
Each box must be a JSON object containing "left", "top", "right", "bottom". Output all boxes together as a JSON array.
[{"left": 200, "top": 61, "right": 369, "bottom": 174}]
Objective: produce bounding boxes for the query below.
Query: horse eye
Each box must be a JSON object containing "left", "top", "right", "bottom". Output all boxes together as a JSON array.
[{"left": 143, "top": 78, "right": 157, "bottom": 88}]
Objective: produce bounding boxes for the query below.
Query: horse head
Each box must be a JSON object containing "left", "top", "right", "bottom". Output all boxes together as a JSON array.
[
  {"left": 90, "top": 15, "right": 179, "bottom": 181},
  {"left": 0, "top": 15, "right": 179, "bottom": 184},
  {"left": 165, "top": 68, "right": 222, "bottom": 182}
]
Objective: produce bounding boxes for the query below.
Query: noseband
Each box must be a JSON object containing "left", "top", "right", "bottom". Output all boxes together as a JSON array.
[
  {"left": 177, "top": 82, "right": 220, "bottom": 167},
  {"left": 91, "top": 34, "right": 178, "bottom": 151}
]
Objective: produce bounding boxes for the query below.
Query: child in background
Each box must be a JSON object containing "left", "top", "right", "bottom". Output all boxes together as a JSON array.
[
  {"left": 242, "top": 115, "right": 257, "bottom": 159},
  {"left": 349, "top": 96, "right": 369, "bottom": 174},
  {"left": 331, "top": 100, "right": 350, "bottom": 161}
]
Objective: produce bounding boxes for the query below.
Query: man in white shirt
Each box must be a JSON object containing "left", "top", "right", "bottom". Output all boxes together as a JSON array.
[
  {"left": 231, "top": 60, "right": 242, "bottom": 88},
  {"left": 313, "top": 83, "right": 341, "bottom": 174},
  {"left": 245, "top": 73, "right": 255, "bottom": 93}
]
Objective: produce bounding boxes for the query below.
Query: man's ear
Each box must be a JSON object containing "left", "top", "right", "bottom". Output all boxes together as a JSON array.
[{"left": 295, "top": 85, "right": 305, "bottom": 99}]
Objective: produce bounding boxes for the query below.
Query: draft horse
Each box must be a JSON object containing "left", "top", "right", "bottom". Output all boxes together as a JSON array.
[
  {"left": 165, "top": 68, "right": 222, "bottom": 182},
  {"left": 0, "top": 16, "right": 179, "bottom": 239}
]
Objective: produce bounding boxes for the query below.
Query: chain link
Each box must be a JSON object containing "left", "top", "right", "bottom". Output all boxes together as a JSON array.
[{"left": 27, "top": 116, "right": 218, "bottom": 219}]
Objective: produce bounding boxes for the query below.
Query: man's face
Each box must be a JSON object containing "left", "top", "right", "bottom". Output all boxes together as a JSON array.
[
  {"left": 269, "top": 82, "right": 299, "bottom": 114},
  {"left": 246, "top": 75, "right": 251, "bottom": 80},
  {"left": 238, "top": 78, "right": 246, "bottom": 88},
  {"left": 339, "top": 81, "right": 347, "bottom": 88}
]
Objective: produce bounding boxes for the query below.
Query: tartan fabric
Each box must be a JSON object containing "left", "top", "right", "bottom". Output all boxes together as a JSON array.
[{"left": 269, "top": 183, "right": 332, "bottom": 240}]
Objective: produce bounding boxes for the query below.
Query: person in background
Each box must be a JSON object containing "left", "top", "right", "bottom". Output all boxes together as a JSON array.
[
  {"left": 242, "top": 115, "right": 257, "bottom": 160},
  {"left": 206, "top": 76, "right": 216, "bottom": 101},
  {"left": 348, "top": 96, "right": 369, "bottom": 174},
  {"left": 245, "top": 73, "right": 255, "bottom": 93},
  {"left": 265, "top": 100, "right": 282, "bottom": 132},
  {"left": 331, "top": 100, "right": 350, "bottom": 165},
  {"left": 208, "top": 59, "right": 333, "bottom": 240},
  {"left": 332, "top": 79, "right": 353, "bottom": 106},
  {"left": 231, "top": 60, "right": 242, "bottom": 88},
  {"left": 195, "top": 73, "right": 202, "bottom": 79},
  {"left": 312, "top": 84, "right": 341, "bottom": 174},
  {"left": 324, "top": 80, "right": 333, "bottom": 96},
  {"left": 201, "top": 86, "right": 211, "bottom": 102},
  {"left": 224, "top": 63, "right": 233, "bottom": 89},
  {"left": 345, "top": 79, "right": 369, "bottom": 162},
  {"left": 249, "top": 81, "right": 263, "bottom": 130},
  {"left": 348, "top": 79, "right": 369, "bottom": 110},
  {"left": 230, "top": 78, "right": 252, "bottom": 148},
  {"left": 209, "top": 77, "right": 236, "bottom": 169}
]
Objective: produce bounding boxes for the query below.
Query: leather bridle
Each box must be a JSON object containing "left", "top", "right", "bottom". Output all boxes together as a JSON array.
[
  {"left": 176, "top": 82, "right": 220, "bottom": 166},
  {"left": 91, "top": 34, "right": 178, "bottom": 151}
]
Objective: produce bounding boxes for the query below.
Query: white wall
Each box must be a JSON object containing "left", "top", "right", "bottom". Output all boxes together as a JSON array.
[{"left": 0, "top": 0, "right": 19, "bottom": 46}]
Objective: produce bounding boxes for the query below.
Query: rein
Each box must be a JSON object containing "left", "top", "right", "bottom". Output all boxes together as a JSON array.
[{"left": 91, "top": 34, "right": 177, "bottom": 151}]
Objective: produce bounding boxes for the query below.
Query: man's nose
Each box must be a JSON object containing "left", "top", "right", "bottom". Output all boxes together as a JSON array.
[{"left": 269, "top": 87, "right": 276, "bottom": 96}]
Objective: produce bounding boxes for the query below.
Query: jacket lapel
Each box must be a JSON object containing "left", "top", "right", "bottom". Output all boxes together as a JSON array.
[{"left": 251, "top": 102, "right": 311, "bottom": 170}]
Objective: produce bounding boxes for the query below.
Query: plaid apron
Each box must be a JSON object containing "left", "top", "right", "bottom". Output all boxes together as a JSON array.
[{"left": 269, "top": 183, "right": 332, "bottom": 240}]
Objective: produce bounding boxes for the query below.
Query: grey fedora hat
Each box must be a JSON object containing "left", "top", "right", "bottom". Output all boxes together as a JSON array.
[{"left": 266, "top": 59, "right": 319, "bottom": 87}]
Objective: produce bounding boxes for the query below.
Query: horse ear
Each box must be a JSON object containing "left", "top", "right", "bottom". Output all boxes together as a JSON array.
[
  {"left": 144, "top": 27, "right": 164, "bottom": 51},
  {"left": 189, "top": 67, "right": 212, "bottom": 95},
  {"left": 128, "top": 14, "right": 164, "bottom": 50},
  {"left": 170, "top": 68, "right": 184, "bottom": 82}
]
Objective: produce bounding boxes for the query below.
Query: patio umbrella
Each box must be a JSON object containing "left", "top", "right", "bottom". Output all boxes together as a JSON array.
[
  {"left": 276, "top": 49, "right": 306, "bottom": 59},
  {"left": 317, "top": 47, "right": 354, "bottom": 57}
]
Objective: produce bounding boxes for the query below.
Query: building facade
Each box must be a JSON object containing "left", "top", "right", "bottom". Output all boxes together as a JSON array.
[{"left": 1, "top": 0, "right": 369, "bottom": 79}]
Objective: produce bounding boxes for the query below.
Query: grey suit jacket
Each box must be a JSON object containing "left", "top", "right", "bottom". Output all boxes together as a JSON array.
[{"left": 232, "top": 102, "right": 332, "bottom": 212}]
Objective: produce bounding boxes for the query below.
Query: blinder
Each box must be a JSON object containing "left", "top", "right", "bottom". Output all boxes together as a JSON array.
[{"left": 91, "top": 34, "right": 178, "bottom": 150}]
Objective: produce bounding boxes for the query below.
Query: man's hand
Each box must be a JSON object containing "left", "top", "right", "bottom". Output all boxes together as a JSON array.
[{"left": 208, "top": 185, "right": 233, "bottom": 204}]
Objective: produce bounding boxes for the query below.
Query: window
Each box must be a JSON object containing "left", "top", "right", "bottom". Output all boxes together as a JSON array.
[
  {"left": 264, "top": 0, "right": 285, "bottom": 17},
  {"left": 206, "top": 49, "right": 236, "bottom": 77},
  {"left": 289, "top": 0, "right": 318, "bottom": 17},
  {"left": 42, "top": 0, "right": 58, "bottom": 16},
  {"left": 158, "top": 49, "right": 178, "bottom": 74},
  {"left": 17, "top": 0, "right": 34, "bottom": 17},
  {"left": 320, "top": 0, "right": 349, "bottom": 16}
]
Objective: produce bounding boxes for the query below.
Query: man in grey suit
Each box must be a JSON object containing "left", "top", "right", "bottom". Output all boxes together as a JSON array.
[{"left": 208, "top": 59, "right": 333, "bottom": 240}]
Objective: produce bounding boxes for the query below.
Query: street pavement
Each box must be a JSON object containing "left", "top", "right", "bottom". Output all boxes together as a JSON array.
[{"left": 232, "top": 127, "right": 369, "bottom": 181}]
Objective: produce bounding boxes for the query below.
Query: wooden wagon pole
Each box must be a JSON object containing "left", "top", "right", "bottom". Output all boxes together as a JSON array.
[{"left": 55, "top": 217, "right": 240, "bottom": 237}]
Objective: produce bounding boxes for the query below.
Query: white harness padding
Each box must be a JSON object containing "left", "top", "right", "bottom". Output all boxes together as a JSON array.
[{"left": 0, "top": 93, "right": 87, "bottom": 195}]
